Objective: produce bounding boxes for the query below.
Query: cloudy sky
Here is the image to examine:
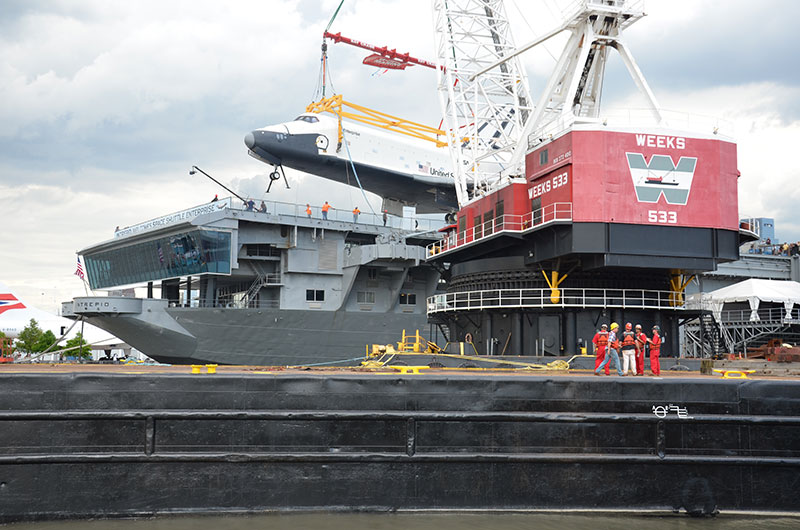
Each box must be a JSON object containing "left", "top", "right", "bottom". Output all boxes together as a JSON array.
[{"left": 1, "top": 0, "right": 798, "bottom": 313}]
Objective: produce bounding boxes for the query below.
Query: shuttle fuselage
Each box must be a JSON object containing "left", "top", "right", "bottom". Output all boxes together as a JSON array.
[{"left": 245, "top": 113, "right": 457, "bottom": 213}]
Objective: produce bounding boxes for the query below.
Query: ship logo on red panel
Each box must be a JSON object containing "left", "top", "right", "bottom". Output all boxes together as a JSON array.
[
  {"left": 626, "top": 153, "right": 697, "bottom": 205},
  {"left": 0, "top": 294, "right": 26, "bottom": 316}
]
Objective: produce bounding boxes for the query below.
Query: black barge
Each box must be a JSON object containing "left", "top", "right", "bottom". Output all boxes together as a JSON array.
[{"left": 1, "top": 366, "right": 799, "bottom": 522}]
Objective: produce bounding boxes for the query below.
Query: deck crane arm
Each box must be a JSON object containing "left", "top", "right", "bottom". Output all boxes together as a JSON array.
[
  {"left": 434, "top": 0, "right": 660, "bottom": 207},
  {"left": 432, "top": 0, "right": 535, "bottom": 207}
]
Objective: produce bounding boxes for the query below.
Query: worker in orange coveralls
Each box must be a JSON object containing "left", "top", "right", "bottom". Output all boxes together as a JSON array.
[
  {"left": 592, "top": 324, "right": 610, "bottom": 375},
  {"left": 648, "top": 325, "right": 662, "bottom": 376},
  {"left": 634, "top": 324, "right": 648, "bottom": 376}
]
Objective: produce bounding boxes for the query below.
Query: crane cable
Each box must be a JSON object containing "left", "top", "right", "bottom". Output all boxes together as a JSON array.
[
  {"left": 340, "top": 128, "right": 377, "bottom": 216},
  {"left": 316, "top": 0, "right": 345, "bottom": 100}
]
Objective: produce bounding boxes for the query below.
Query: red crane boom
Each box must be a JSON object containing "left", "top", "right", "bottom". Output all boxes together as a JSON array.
[{"left": 323, "top": 31, "right": 438, "bottom": 70}]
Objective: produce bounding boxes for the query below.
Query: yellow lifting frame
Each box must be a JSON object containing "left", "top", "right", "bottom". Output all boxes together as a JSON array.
[
  {"left": 305, "top": 95, "right": 449, "bottom": 150},
  {"left": 669, "top": 270, "right": 695, "bottom": 307},
  {"left": 543, "top": 270, "right": 569, "bottom": 304}
]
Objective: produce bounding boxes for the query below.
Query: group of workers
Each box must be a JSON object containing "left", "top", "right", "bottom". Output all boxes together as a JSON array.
[
  {"left": 592, "top": 322, "right": 661, "bottom": 376},
  {"left": 305, "top": 202, "right": 389, "bottom": 226}
]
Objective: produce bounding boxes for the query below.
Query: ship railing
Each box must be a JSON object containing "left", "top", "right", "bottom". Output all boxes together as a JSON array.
[
  {"left": 562, "top": 0, "right": 645, "bottom": 19},
  {"left": 426, "top": 203, "right": 573, "bottom": 258},
  {"left": 194, "top": 298, "right": 281, "bottom": 309},
  {"left": 686, "top": 304, "right": 800, "bottom": 325},
  {"left": 528, "top": 109, "right": 733, "bottom": 151},
  {"left": 229, "top": 198, "right": 446, "bottom": 232},
  {"left": 263, "top": 273, "right": 282, "bottom": 285},
  {"left": 427, "top": 287, "right": 684, "bottom": 315}
]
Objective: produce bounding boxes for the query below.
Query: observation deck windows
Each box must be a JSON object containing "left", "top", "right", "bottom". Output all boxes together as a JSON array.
[{"left": 83, "top": 229, "right": 232, "bottom": 290}]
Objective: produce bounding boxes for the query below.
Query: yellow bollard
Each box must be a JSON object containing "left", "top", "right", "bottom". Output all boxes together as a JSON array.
[
  {"left": 713, "top": 369, "right": 755, "bottom": 379},
  {"left": 205, "top": 364, "right": 218, "bottom": 374},
  {"left": 191, "top": 365, "right": 203, "bottom": 374}
]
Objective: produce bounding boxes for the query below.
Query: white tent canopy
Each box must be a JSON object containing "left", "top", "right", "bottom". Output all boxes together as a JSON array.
[{"left": 691, "top": 279, "right": 800, "bottom": 322}]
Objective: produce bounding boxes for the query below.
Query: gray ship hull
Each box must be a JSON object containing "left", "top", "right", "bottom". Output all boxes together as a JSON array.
[{"left": 75, "top": 300, "right": 430, "bottom": 365}]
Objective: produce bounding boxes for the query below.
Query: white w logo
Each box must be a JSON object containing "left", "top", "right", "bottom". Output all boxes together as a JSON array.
[{"left": 626, "top": 153, "right": 697, "bottom": 205}]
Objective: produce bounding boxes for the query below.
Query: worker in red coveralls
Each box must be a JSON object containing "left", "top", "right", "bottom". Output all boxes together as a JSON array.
[
  {"left": 648, "top": 325, "right": 662, "bottom": 376},
  {"left": 634, "top": 324, "right": 647, "bottom": 376},
  {"left": 592, "top": 324, "right": 610, "bottom": 375}
]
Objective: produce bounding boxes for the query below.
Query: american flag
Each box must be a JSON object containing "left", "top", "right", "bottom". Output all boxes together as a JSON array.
[{"left": 74, "top": 256, "right": 85, "bottom": 280}]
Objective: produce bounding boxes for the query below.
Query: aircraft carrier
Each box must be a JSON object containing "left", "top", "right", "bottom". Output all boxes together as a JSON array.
[{"left": 62, "top": 198, "right": 445, "bottom": 365}]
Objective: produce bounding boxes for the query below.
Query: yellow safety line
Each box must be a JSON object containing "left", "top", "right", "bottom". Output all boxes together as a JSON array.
[{"left": 365, "top": 351, "right": 570, "bottom": 371}]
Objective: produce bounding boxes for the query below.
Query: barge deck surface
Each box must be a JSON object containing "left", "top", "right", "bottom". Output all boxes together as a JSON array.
[{"left": 1, "top": 360, "right": 798, "bottom": 379}]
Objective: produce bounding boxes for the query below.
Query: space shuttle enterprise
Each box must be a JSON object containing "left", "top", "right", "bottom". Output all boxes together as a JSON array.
[{"left": 244, "top": 101, "right": 459, "bottom": 215}]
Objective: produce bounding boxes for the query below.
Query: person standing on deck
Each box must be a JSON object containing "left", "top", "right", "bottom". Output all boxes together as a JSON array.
[
  {"left": 634, "top": 324, "right": 647, "bottom": 375},
  {"left": 322, "top": 201, "right": 331, "bottom": 220},
  {"left": 592, "top": 324, "right": 610, "bottom": 375},
  {"left": 595, "top": 322, "right": 623, "bottom": 376},
  {"left": 352, "top": 206, "right": 361, "bottom": 223},
  {"left": 382, "top": 209, "right": 388, "bottom": 226},
  {"left": 620, "top": 323, "right": 637, "bottom": 376},
  {"left": 648, "top": 326, "right": 662, "bottom": 376},
  {"left": 305, "top": 204, "right": 312, "bottom": 218}
]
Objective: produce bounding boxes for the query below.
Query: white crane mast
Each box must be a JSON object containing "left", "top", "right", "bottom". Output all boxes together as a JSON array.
[
  {"left": 433, "top": 0, "right": 534, "bottom": 207},
  {"left": 434, "top": 0, "right": 662, "bottom": 206},
  {"left": 507, "top": 0, "right": 659, "bottom": 169}
]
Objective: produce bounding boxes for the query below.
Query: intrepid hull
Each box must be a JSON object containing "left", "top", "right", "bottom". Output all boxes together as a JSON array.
[{"left": 72, "top": 301, "right": 431, "bottom": 365}]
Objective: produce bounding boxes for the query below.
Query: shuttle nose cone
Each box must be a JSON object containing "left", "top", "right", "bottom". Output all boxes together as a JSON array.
[{"left": 244, "top": 132, "right": 255, "bottom": 150}]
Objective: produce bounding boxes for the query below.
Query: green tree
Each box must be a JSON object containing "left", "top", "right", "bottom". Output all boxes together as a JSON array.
[
  {"left": 37, "top": 330, "right": 58, "bottom": 352},
  {"left": 17, "top": 319, "right": 44, "bottom": 353},
  {"left": 65, "top": 333, "right": 92, "bottom": 359}
]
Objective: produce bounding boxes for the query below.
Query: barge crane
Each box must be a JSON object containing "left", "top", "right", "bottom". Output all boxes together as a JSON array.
[{"left": 428, "top": 0, "right": 754, "bottom": 357}]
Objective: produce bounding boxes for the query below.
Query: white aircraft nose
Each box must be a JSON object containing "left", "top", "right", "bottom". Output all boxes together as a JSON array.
[{"left": 244, "top": 132, "right": 255, "bottom": 150}]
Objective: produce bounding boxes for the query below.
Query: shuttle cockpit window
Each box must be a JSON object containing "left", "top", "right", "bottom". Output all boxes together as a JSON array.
[{"left": 294, "top": 115, "right": 319, "bottom": 123}]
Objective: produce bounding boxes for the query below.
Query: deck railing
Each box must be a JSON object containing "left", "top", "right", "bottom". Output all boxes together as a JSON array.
[
  {"left": 427, "top": 287, "right": 685, "bottom": 315},
  {"left": 426, "top": 202, "right": 572, "bottom": 258},
  {"left": 232, "top": 198, "right": 445, "bottom": 232},
  {"left": 686, "top": 305, "right": 800, "bottom": 325}
]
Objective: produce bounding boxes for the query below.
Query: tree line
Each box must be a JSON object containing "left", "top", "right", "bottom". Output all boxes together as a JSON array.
[{"left": 1, "top": 319, "right": 92, "bottom": 359}]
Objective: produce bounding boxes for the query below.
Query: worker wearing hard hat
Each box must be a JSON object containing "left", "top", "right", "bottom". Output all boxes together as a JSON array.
[
  {"left": 619, "top": 323, "right": 637, "bottom": 376},
  {"left": 595, "top": 322, "right": 623, "bottom": 376},
  {"left": 648, "top": 326, "right": 662, "bottom": 376},
  {"left": 592, "top": 324, "right": 610, "bottom": 375},
  {"left": 634, "top": 324, "right": 647, "bottom": 375}
]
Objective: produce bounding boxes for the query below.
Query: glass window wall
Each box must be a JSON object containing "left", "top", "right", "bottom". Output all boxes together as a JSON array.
[{"left": 84, "top": 230, "right": 232, "bottom": 289}]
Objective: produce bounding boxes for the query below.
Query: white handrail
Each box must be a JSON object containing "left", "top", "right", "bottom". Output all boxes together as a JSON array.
[
  {"left": 426, "top": 202, "right": 573, "bottom": 257},
  {"left": 427, "top": 287, "right": 685, "bottom": 314}
]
